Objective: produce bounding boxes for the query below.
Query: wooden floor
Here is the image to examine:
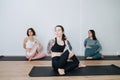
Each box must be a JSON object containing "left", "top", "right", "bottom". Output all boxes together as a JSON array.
[{"left": 0, "top": 60, "right": 120, "bottom": 80}]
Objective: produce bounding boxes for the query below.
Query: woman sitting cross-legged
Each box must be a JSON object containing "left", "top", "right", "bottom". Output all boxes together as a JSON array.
[
  {"left": 23, "top": 28, "right": 46, "bottom": 61},
  {"left": 47, "top": 25, "right": 86, "bottom": 75}
]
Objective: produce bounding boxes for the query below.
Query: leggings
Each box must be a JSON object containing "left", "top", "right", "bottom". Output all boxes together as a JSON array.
[
  {"left": 26, "top": 43, "right": 39, "bottom": 57},
  {"left": 52, "top": 50, "right": 79, "bottom": 73},
  {"left": 85, "top": 45, "right": 102, "bottom": 59}
]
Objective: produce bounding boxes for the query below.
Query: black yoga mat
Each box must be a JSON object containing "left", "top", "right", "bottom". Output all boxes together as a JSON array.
[
  {"left": 0, "top": 55, "right": 4, "bottom": 58},
  {"left": 0, "top": 56, "right": 120, "bottom": 61},
  {"left": 0, "top": 56, "right": 51, "bottom": 61},
  {"left": 29, "top": 64, "right": 120, "bottom": 77},
  {"left": 77, "top": 56, "right": 120, "bottom": 60}
]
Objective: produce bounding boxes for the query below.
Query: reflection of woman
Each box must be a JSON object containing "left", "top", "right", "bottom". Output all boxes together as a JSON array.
[
  {"left": 47, "top": 25, "right": 86, "bottom": 75},
  {"left": 23, "top": 28, "right": 46, "bottom": 61},
  {"left": 84, "top": 30, "right": 102, "bottom": 60}
]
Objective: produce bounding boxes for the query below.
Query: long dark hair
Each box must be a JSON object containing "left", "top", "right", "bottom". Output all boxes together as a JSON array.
[
  {"left": 89, "top": 30, "right": 97, "bottom": 40},
  {"left": 27, "top": 28, "right": 36, "bottom": 36},
  {"left": 55, "top": 25, "right": 67, "bottom": 41}
]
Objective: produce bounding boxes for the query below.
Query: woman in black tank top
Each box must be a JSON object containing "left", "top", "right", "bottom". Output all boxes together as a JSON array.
[
  {"left": 47, "top": 25, "right": 86, "bottom": 75},
  {"left": 51, "top": 38, "right": 65, "bottom": 52}
]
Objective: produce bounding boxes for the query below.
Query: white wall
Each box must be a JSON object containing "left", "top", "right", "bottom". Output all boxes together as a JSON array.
[
  {"left": 0, "top": 0, "right": 120, "bottom": 56},
  {"left": 0, "top": 0, "right": 80, "bottom": 56},
  {"left": 80, "top": 0, "right": 120, "bottom": 55}
]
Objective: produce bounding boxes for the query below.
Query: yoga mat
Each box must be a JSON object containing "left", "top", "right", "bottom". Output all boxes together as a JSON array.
[
  {"left": 0, "top": 56, "right": 120, "bottom": 61},
  {"left": 0, "top": 56, "right": 51, "bottom": 61},
  {"left": 0, "top": 55, "right": 4, "bottom": 59},
  {"left": 77, "top": 56, "right": 120, "bottom": 60},
  {"left": 29, "top": 64, "right": 120, "bottom": 77}
]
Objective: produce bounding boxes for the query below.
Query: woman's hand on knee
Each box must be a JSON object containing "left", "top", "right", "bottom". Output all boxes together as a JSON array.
[{"left": 68, "top": 51, "right": 74, "bottom": 59}]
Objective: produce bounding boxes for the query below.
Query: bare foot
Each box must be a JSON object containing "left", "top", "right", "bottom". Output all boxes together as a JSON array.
[
  {"left": 78, "top": 63, "right": 86, "bottom": 68},
  {"left": 28, "top": 57, "right": 32, "bottom": 61},
  {"left": 86, "top": 57, "right": 93, "bottom": 60},
  {"left": 58, "top": 68, "right": 65, "bottom": 75}
]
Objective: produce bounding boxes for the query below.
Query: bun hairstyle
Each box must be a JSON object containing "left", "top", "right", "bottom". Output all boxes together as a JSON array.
[
  {"left": 89, "top": 29, "right": 97, "bottom": 40},
  {"left": 27, "top": 28, "right": 36, "bottom": 36},
  {"left": 55, "top": 25, "right": 67, "bottom": 41}
]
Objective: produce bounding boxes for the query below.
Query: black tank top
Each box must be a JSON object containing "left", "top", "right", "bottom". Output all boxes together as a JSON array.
[{"left": 51, "top": 38, "right": 66, "bottom": 52}]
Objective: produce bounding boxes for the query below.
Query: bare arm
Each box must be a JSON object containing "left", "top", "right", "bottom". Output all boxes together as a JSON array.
[
  {"left": 35, "top": 39, "right": 43, "bottom": 51},
  {"left": 23, "top": 37, "right": 27, "bottom": 49}
]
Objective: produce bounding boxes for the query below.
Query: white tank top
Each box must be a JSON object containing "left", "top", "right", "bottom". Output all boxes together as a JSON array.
[{"left": 26, "top": 38, "right": 36, "bottom": 48}]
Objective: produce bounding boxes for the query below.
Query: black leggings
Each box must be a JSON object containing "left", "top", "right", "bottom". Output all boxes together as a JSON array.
[{"left": 52, "top": 50, "right": 79, "bottom": 72}]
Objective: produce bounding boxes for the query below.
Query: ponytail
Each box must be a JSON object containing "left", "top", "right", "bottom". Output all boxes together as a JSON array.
[{"left": 62, "top": 33, "right": 66, "bottom": 41}]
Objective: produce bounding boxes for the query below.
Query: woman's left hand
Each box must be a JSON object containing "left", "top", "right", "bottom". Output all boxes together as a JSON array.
[{"left": 86, "top": 46, "right": 91, "bottom": 48}]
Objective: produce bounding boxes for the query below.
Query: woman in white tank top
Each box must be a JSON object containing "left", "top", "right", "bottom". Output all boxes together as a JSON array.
[{"left": 23, "top": 28, "right": 46, "bottom": 61}]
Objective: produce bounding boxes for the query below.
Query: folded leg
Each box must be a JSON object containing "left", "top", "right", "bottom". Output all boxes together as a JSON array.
[
  {"left": 26, "top": 43, "right": 39, "bottom": 58},
  {"left": 63, "top": 62, "right": 77, "bottom": 72},
  {"left": 92, "top": 52, "right": 102, "bottom": 59},
  {"left": 32, "top": 52, "right": 46, "bottom": 60},
  {"left": 85, "top": 45, "right": 99, "bottom": 57}
]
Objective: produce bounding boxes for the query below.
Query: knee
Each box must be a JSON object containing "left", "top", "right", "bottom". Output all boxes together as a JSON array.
[
  {"left": 64, "top": 50, "right": 69, "bottom": 54},
  {"left": 93, "top": 53, "right": 102, "bottom": 59},
  {"left": 71, "top": 55, "right": 79, "bottom": 64},
  {"left": 76, "top": 58, "right": 79, "bottom": 65},
  {"left": 40, "top": 53, "right": 46, "bottom": 57},
  {"left": 74, "top": 61, "right": 79, "bottom": 67},
  {"left": 63, "top": 50, "right": 69, "bottom": 56}
]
